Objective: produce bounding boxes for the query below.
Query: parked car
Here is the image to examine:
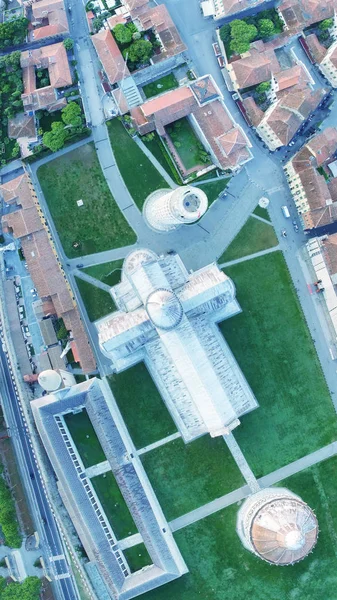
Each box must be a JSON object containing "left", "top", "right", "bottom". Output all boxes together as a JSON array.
[{"left": 281, "top": 229, "right": 287, "bottom": 237}]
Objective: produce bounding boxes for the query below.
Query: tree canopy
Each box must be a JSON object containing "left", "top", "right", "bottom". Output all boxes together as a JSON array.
[
  {"left": 1, "top": 576, "right": 41, "bottom": 600},
  {"left": 256, "top": 80, "right": 271, "bottom": 93},
  {"left": 229, "top": 20, "right": 257, "bottom": 54},
  {"left": 43, "top": 122, "right": 69, "bottom": 152},
  {"left": 61, "top": 101, "right": 82, "bottom": 127},
  {"left": 113, "top": 23, "right": 133, "bottom": 44},
  {"left": 124, "top": 39, "right": 153, "bottom": 64},
  {"left": 0, "top": 469, "right": 21, "bottom": 547},
  {"left": 318, "top": 18, "right": 333, "bottom": 30},
  {"left": 63, "top": 37, "right": 74, "bottom": 50},
  {"left": 0, "top": 17, "right": 28, "bottom": 50},
  {"left": 257, "top": 18, "right": 275, "bottom": 38}
]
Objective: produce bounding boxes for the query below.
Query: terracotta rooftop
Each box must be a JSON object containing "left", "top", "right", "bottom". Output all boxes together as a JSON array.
[
  {"left": 322, "top": 233, "right": 337, "bottom": 275},
  {"left": 213, "top": 0, "right": 265, "bottom": 17},
  {"left": 291, "top": 128, "right": 337, "bottom": 172},
  {"left": 32, "top": 0, "right": 65, "bottom": 19},
  {"left": 8, "top": 113, "right": 36, "bottom": 142},
  {"left": 132, "top": 85, "right": 196, "bottom": 134},
  {"left": 134, "top": 4, "right": 186, "bottom": 62},
  {"left": 92, "top": 29, "right": 129, "bottom": 85},
  {"left": 230, "top": 46, "right": 274, "bottom": 89},
  {"left": 328, "top": 178, "right": 337, "bottom": 203},
  {"left": 0, "top": 173, "right": 35, "bottom": 208},
  {"left": 278, "top": 0, "right": 335, "bottom": 31},
  {"left": 275, "top": 64, "right": 309, "bottom": 92},
  {"left": 141, "top": 86, "right": 194, "bottom": 117},
  {"left": 21, "top": 43, "right": 72, "bottom": 89},
  {"left": 305, "top": 33, "right": 328, "bottom": 64},
  {"left": 242, "top": 96, "right": 264, "bottom": 127},
  {"left": 124, "top": 0, "right": 149, "bottom": 11},
  {"left": 190, "top": 75, "right": 219, "bottom": 105}
]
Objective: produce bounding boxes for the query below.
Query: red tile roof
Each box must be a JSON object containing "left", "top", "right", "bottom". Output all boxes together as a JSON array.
[
  {"left": 278, "top": 0, "right": 335, "bottom": 31},
  {"left": 134, "top": 4, "right": 186, "bottom": 62},
  {"left": 305, "top": 33, "right": 327, "bottom": 64},
  {"left": 92, "top": 29, "right": 129, "bottom": 85}
]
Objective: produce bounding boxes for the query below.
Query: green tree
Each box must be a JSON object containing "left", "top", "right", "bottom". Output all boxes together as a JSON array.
[
  {"left": 113, "top": 23, "right": 133, "bottom": 44},
  {"left": 230, "top": 20, "right": 257, "bottom": 54},
  {"left": 63, "top": 37, "right": 74, "bottom": 50},
  {"left": 11, "top": 142, "right": 20, "bottom": 158},
  {"left": 319, "top": 18, "right": 333, "bottom": 30},
  {"left": 61, "top": 101, "right": 82, "bottom": 127},
  {"left": 256, "top": 81, "right": 271, "bottom": 93},
  {"left": 92, "top": 16, "right": 104, "bottom": 33},
  {"left": 124, "top": 39, "right": 153, "bottom": 63},
  {"left": 43, "top": 122, "right": 68, "bottom": 152},
  {"left": 258, "top": 18, "right": 275, "bottom": 38},
  {"left": 2, "top": 576, "right": 41, "bottom": 600},
  {"left": 219, "top": 23, "right": 231, "bottom": 43},
  {"left": 0, "top": 17, "right": 29, "bottom": 50}
]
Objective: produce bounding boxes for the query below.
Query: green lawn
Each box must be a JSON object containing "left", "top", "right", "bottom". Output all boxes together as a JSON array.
[
  {"left": 75, "top": 277, "right": 116, "bottom": 322},
  {"left": 197, "top": 178, "right": 230, "bottom": 206},
  {"left": 37, "top": 143, "right": 136, "bottom": 257},
  {"left": 107, "top": 363, "right": 177, "bottom": 449},
  {"left": 140, "top": 456, "right": 337, "bottom": 600},
  {"left": 123, "top": 543, "right": 152, "bottom": 573},
  {"left": 167, "top": 118, "right": 211, "bottom": 171},
  {"left": 220, "top": 252, "right": 337, "bottom": 477},
  {"left": 218, "top": 216, "right": 278, "bottom": 263},
  {"left": 141, "top": 436, "right": 244, "bottom": 521},
  {"left": 253, "top": 205, "right": 271, "bottom": 221},
  {"left": 107, "top": 119, "right": 168, "bottom": 209},
  {"left": 64, "top": 409, "right": 106, "bottom": 468},
  {"left": 90, "top": 472, "right": 137, "bottom": 540},
  {"left": 142, "top": 74, "right": 178, "bottom": 98},
  {"left": 82, "top": 260, "right": 124, "bottom": 287},
  {"left": 143, "top": 132, "right": 182, "bottom": 184}
]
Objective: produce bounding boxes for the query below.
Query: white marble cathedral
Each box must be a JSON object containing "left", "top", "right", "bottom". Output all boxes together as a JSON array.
[{"left": 96, "top": 249, "right": 258, "bottom": 442}]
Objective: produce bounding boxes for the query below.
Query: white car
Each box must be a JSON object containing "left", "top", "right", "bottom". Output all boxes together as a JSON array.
[{"left": 281, "top": 229, "right": 287, "bottom": 238}]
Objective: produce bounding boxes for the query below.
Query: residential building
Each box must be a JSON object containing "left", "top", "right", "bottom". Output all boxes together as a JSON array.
[
  {"left": 96, "top": 249, "right": 258, "bottom": 442},
  {"left": 0, "top": 173, "right": 96, "bottom": 373},
  {"left": 277, "top": 0, "right": 335, "bottom": 32},
  {"left": 251, "top": 87, "right": 326, "bottom": 150},
  {"left": 31, "top": 378, "right": 188, "bottom": 599},
  {"left": 306, "top": 233, "right": 337, "bottom": 340},
  {"left": 20, "top": 42, "right": 72, "bottom": 112},
  {"left": 28, "top": 0, "right": 69, "bottom": 41},
  {"left": 92, "top": 29, "right": 130, "bottom": 86},
  {"left": 305, "top": 34, "right": 337, "bottom": 87},
  {"left": 200, "top": 0, "right": 266, "bottom": 19},
  {"left": 226, "top": 41, "right": 278, "bottom": 91},
  {"left": 8, "top": 113, "right": 37, "bottom": 158},
  {"left": 131, "top": 74, "right": 253, "bottom": 172},
  {"left": 284, "top": 128, "right": 337, "bottom": 228}
]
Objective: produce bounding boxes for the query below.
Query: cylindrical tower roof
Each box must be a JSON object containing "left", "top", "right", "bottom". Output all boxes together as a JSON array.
[
  {"left": 170, "top": 186, "right": 208, "bottom": 224},
  {"left": 237, "top": 488, "right": 318, "bottom": 565},
  {"left": 38, "top": 369, "right": 62, "bottom": 392},
  {"left": 143, "top": 185, "right": 208, "bottom": 232}
]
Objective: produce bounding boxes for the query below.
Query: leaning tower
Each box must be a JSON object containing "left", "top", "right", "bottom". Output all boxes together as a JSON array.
[
  {"left": 143, "top": 185, "right": 208, "bottom": 232},
  {"left": 236, "top": 487, "right": 318, "bottom": 565}
]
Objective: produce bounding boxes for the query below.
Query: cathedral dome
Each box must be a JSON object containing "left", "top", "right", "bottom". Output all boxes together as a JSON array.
[
  {"left": 146, "top": 289, "right": 183, "bottom": 330},
  {"left": 250, "top": 496, "right": 318, "bottom": 565}
]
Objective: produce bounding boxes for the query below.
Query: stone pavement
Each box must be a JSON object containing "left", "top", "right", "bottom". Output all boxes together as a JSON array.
[
  {"left": 133, "top": 136, "right": 177, "bottom": 189},
  {"left": 137, "top": 432, "right": 181, "bottom": 456},
  {"left": 219, "top": 245, "right": 280, "bottom": 269},
  {"left": 73, "top": 269, "right": 111, "bottom": 293},
  {"left": 223, "top": 433, "right": 260, "bottom": 494}
]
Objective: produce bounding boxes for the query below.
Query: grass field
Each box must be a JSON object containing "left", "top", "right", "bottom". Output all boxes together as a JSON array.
[
  {"left": 167, "top": 118, "right": 210, "bottom": 170},
  {"left": 143, "top": 133, "right": 182, "bottom": 184},
  {"left": 107, "top": 363, "right": 176, "bottom": 449},
  {"left": 142, "top": 74, "right": 178, "bottom": 98},
  {"left": 90, "top": 472, "right": 137, "bottom": 540},
  {"left": 75, "top": 277, "right": 116, "bottom": 322},
  {"left": 37, "top": 144, "right": 136, "bottom": 257},
  {"left": 253, "top": 205, "right": 271, "bottom": 221},
  {"left": 140, "top": 456, "right": 337, "bottom": 600},
  {"left": 123, "top": 543, "right": 152, "bottom": 573},
  {"left": 64, "top": 409, "right": 106, "bottom": 468},
  {"left": 220, "top": 252, "right": 337, "bottom": 477},
  {"left": 141, "top": 436, "right": 244, "bottom": 520},
  {"left": 107, "top": 119, "right": 168, "bottom": 209},
  {"left": 218, "top": 216, "right": 278, "bottom": 263},
  {"left": 82, "top": 260, "right": 124, "bottom": 287},
  {"left": 198, "top": 178, "right": 230, "bottom": 206}
]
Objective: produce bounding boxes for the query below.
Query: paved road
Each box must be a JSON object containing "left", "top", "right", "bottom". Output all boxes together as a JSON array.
[
  {"left": 169, "top": 441, "right": 337, "bottom": 532},
  {"left": 219, "top": 244, "right": 280, "bottom": 268},
  {"left": 0, "top": 340, "right": 77, "bottom": 599}
]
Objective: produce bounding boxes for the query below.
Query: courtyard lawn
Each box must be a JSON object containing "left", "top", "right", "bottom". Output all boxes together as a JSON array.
[
  {"left": 107, "top": 363, "right": 177, "bottom": 449},
  {"left": 143, "top": 132, "right": 182, "bottom": 184},
  {"left": 142, "top": 74, "right": 178, "bottom": 99},
  {"left": 82, "top": 260, "right": 124, "bottom": 287},
  {"left": 220, "top": 252, "right": 337, "bottom": 477},
  {"left": 218, "top": 216, "right": 278, "bottom": 263},
  {"left": 197, "top": 178, "right": 230, "bottom": 206},
  {"left": 123, "top": 543, "right": 152, "bottom": 573},
  {"left": 167, "top": 118, "right": 211, "bottom": 171},
  {"left": 64, "top": 409, "right": 106, "bottom": 468},
  {"left": 253, "top": 204, "right": 271, "bottom": 221},
  {"left": 140, "top": 456, "right": 337, "bottom": 600},
  {"left": 107, "top": 119, "right": 168, "bottom": 210},
  {"left": 90, "top": 472, "right": 137, "bottom": 540},
  {"left": 37, "top": 143, "right": 136, "bottom": 257},
  {"left": 75, "top": 277, "right": 116, "bottom": 322},
  {"left": 141, "top": 436, "right": 244, "bottom": 521}
]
